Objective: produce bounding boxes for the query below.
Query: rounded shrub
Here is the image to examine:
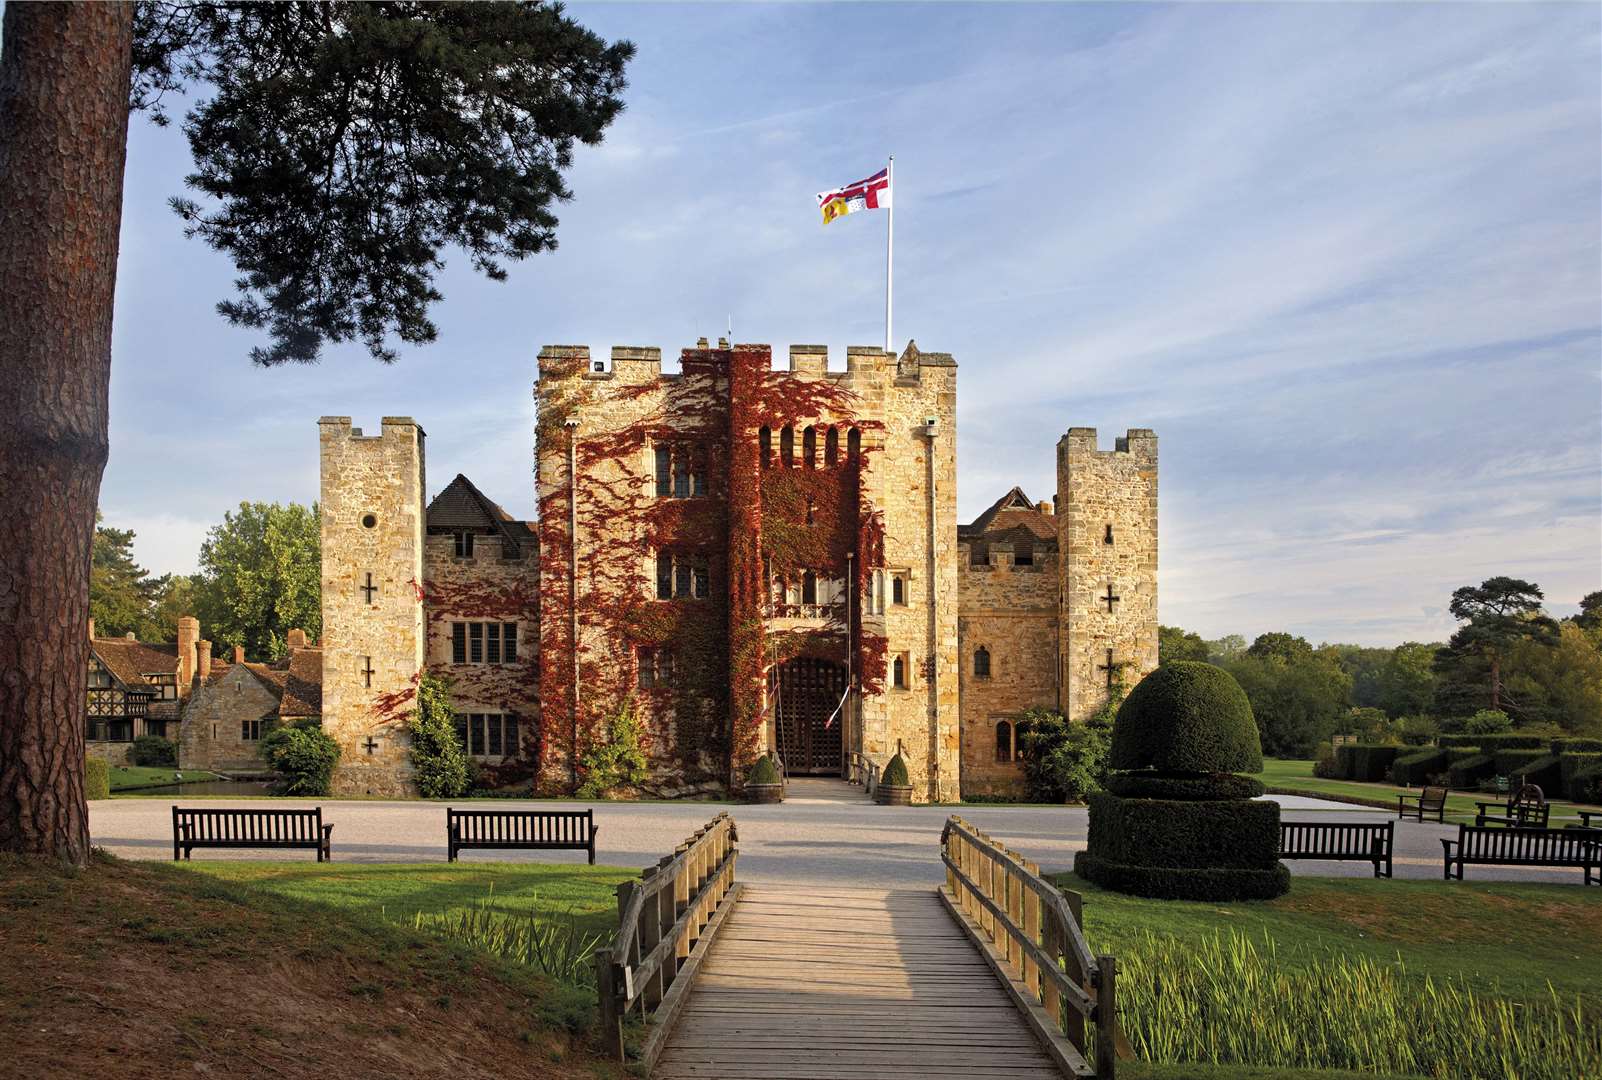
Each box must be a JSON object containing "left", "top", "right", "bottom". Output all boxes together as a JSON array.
[
  {"left": 882, "top": 752, "right": 910, "bottom": 787},
  {"left": 1109, "top": 662, "right": 1262, "bottom": 775},
  {"left": 131, "top": 735, "right": 178, "bottom": 767},
  {"left": 262, "top": 720, "right": 341, "bottom": 796},
  {"left": 1104, "top": 772, "right": 1265, "bottom": 801},
  {"left": 84, "top": 755, "right": 110, "bottom": 801},
  {"left": 747, "top": 755, "right": 780, "bottom": 785}
]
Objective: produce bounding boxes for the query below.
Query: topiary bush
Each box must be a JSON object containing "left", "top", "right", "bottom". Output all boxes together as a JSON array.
[
  {"left": 1509, "top": 753, "right": 1562, "bottom": 794},
  {"left": 261, "top": 720, "right": 341, "bottom": 796},
  {"left": 1559, "top": 753, "right": 1602, "bottom": 801},
  {"left": 1079, "top": 665, "right": 1287, "bottom": 902},
  {"left": 1334, "top": 744, "right": 1402, "bottom": 782},
  {"left": 84, "top": 755, "right": 110, "bottom": 800},
  {"left": 130, "top": 735, "right": 178, "bottom": 767},
  {"left": 1439, "top": 733, "right": 1546, "bottom": 752},
  {"left": 1109, "top": 662, "right": 1262, "bottom": 774},
  {"left": 1555, "top": 738, "right": 1602, "bottom": 754},
  {"left": 1446, "top": 753, "right": 1495, "bottom": 791},
  {"left": 409, "top": 673, "right": 470, "bottom": 799},
  {"left": 881, "top": 752, "right": 910, "bottom": 787},
  {"left": 747, "top": 755, "right": 780, "bottom": 785},
  {"left": 1389, "top": 748, "right": 1447, "bottom": 786},
  {"left": 1104, "top": 772, "right": 1265, "bottom": 801}
]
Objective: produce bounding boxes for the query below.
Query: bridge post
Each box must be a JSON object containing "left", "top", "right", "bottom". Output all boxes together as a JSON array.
[
  {"left": 1095, "top": 953, "right": 1118, "bottom": 1079},
  {"left": 594, "top": 946, "right": 624, "bottom": 1061}
]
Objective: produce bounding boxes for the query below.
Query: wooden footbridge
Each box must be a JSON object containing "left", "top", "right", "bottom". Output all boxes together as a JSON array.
[{"left": 595, "top": 814, "right": 1125, "bottom": 1080}]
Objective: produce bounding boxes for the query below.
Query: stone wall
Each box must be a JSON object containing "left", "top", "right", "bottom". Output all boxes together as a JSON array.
[
  {"left": 180, "top": 665, "right": 280, "bottom": 772},
  {"left": 1058, "top": 428, "right": 1159, "bottom": 724},
  {"left": 957, "top": 541, "right": 1059, "bottom": 797},
  {"left": 319, "top": 417, "right": 427, "bottom": 796},
  {"left": 422, "top": 531, "right": 540, "bottom": 787},
  {"left": 532, "top": 342, "right": 961, "bottom": 801}
]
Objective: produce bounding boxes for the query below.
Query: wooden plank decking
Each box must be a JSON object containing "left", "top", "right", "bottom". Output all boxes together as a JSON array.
[{"left": 652, "top": 885, "right": 1063, "bottom": 1080}]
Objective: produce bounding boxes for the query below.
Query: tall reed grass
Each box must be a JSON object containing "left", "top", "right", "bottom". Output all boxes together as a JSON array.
[
  {"left": 411, "top": 900, "right": 607, "bottom": 990},
  {"left": 1115, "top": 929, "right": 1598, "bottom": 1080}
]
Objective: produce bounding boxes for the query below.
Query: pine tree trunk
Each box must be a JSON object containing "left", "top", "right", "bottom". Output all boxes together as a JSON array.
[
  {"left": 1488, "top": 652, "right": 1501, "bottom": 714},
  {"left": 0, "top": 3, "right": 134, "bottom": 863}
]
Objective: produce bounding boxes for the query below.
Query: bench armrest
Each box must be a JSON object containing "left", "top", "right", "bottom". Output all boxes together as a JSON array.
[
  {"left": 321, "top": 823, "right": 334, "bottom": 836},
  {"left": 1473, "top": 801, "right": 1503, "bottom": 813},
  {"left": 1440, "top": 838, "right": 1457, "bottom": 854}
]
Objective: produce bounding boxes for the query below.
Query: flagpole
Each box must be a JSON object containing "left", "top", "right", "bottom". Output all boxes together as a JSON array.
[{"left": 885, "top": 155, "right": 894, "bottom": 355}]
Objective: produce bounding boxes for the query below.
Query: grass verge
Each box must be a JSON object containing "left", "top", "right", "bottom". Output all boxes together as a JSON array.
[
  {"left": 109, "top": 764, "right": 223, "bottom": 791},
  {"left": 1252, "top": 757, "right": 1598, "bottom": 822},
  {"left": 0, "top": 853, "right": 621, "bottom": 1080}
]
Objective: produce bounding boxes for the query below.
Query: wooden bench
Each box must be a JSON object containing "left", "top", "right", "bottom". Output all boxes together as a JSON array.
[
  {"left": 1279, "top": 820, "right": 1394, "bottom": 878},
  {"left": 1440, "top": 825, "right": 1599, "bottom": 884},
  {"left": 1397, "top": 785, "right": 1447, "bottom": 823},
  {"left": 447, "top": 808, "right": 598, "bottom": 864},
  {"left": 172, "top": 806, "right": 332, "bottom": 861},
  {"left": 1474, "top": 785, "right": 1549, "bottom": 828}
]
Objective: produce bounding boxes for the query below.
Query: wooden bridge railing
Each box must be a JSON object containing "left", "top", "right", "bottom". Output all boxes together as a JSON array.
[
  {"left": 594, "top": 812, "right": 740, "bottom": 1067},
  {"left": 845, "top": 750, "right": 879, "bottom": 796},
  {"left": 940, "top": 816, "right": 1123, "bottom": 1079}
]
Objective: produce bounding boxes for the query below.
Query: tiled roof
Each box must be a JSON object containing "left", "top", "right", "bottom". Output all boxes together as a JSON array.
[
  {"left": 239, "top": 649, "right": 323, "bottom": 719},
  {"left": 959, "top": 487, "right": 1057, "bottom": 545},
  {"left": 427, "top": 474, "right": 537, "bottom": 551},
  {"left": 90, "top": 638, "right": 180, "bottom": 689}
]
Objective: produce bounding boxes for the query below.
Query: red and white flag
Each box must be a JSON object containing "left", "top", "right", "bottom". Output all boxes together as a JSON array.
[{"left": 816, "top": 167, "right": 891, "bottom": 225}]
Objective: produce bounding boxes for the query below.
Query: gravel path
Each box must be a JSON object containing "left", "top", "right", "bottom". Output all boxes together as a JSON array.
[{"left": 88, "top": 780, "right": 1591, "bottom": 886}]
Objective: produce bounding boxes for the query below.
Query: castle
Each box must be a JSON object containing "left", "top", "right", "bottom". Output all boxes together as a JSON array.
[{"left": 318, "top": 341, "right": 1157, "bottom": 801}]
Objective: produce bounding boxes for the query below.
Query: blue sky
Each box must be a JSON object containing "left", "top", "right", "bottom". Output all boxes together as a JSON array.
[{"left": 94, "top": 3, "right": 1599, "bottom": 646}]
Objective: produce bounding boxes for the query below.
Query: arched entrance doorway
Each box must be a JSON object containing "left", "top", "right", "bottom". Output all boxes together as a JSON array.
[{"left": 772, "top": 658, "right": 847, "bottom": 774}]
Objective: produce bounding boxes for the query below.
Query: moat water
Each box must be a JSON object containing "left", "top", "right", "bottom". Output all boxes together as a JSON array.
[{"left": 125, "top": 779, "right": 275, "bottom": 797}]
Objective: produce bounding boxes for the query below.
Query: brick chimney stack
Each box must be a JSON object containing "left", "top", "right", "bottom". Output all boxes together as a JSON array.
[
  {"left": 176, "top": 615, "right": 200, "bottom": 693},
  {"left": 233, "top": 645, "right": 245, "bottom": 664},
  {"left": 198, "top": 640, "right": 212, "bottom": 682},
  {"left": 286, "top": 628, "right": 308, "bottom": 651}
]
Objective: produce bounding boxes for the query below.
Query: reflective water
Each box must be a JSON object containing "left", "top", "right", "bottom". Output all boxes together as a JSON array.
[{"left": 127, "top": 780, "right": 275, "bottom": 797}]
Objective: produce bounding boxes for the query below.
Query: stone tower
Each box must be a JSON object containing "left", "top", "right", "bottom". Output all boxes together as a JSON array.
[
  {"left": 1057, "top": 428, "right": 1158, "bottom": 723},
  {"left": 318, "top": 416, "right": 427, "bottom": 796}
]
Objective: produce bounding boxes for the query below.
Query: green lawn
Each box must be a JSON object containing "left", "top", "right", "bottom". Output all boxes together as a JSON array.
[
  {"left": 187, "top": 860, "right": 635, "bottom": 941},
  {"left": 1252, "top": 757, "right": 1598, "bottom": 823},
  {"left": 1057, "top": 871, "right": 1601, "bottom": 1006},
  {"left": 108, "top": 764, "right": 223, "bottom": 791}
]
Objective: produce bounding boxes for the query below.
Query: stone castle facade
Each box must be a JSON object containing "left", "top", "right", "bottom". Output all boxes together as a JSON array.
[{"left": 318, "top": 341, "right": 1156, "bottom": 801}]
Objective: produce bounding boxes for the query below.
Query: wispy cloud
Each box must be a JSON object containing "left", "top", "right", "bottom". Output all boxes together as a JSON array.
[{"left": 98, "top": 2, "right": 1599, "bottom": 645}]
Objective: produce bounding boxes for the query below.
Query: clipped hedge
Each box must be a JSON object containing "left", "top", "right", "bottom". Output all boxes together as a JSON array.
[
  {"left": 1082, "top": 793, "right": 1281, "bottom": 871},
  {"left": 1509, "top": 754, "right": 1563, "bottom": 795},
  {"left": 1104, "top": 772, "right": 1266, "bottom": 801},
  {"left": 1074, "top": 850, "right": 1291, "bottom": 901},
  {"left": 1446, "top": 753, "right": 1496, "bottom": 790},
  {"left": 1334, "top": 744, "right": 1402, "bottom": 782},
  {"left": 1494, "top": 749, "right": 1550, "bottom": 778},
  {"left": 1109, "top": 662, "right": 1262, "bottom": 775},
  {"left": 1438, "top": 733, "right": 1546, "bottom": 751},
  {"left": 1446, "top": 746, "right": 1482, "bottom": 764},
  {"left": 1560, "top": 753, "right": 1602, "bottom": 801},
  {"left": 1389, "top": 748, "right": 1448, "bottom": 786},
  {"left": 84, "top": 755, "right": 110, "bottom": 801},
  {"left": 1555, "top": 738, "right": 1602, "bottom": 754}
]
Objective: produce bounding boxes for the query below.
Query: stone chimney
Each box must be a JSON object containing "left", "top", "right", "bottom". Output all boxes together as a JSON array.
[
  {"left": 87, "top": 618, "right": 95, "bottom": 640},
  {"left": 198, "top": 640, "right": 212, "bottom": 682},
  {"left": 1036, "top": 501, "right": 1052, "bottom": 515},
  {"left": 176, "top": 615, "right": 200, "bottom": 693},
  {"left": 286, "top": 628, "right": 308, "bottom": 651},
  {"left": 233, "top": 645, "right": 245, "bottom": 664}
]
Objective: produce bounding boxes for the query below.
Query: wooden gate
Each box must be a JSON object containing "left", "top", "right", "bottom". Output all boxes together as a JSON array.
[{"left": 774, "top": 658, "right": 846, "bottom": 774}]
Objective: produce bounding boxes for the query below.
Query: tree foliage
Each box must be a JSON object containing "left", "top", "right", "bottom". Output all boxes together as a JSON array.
[
  {"left": 1223, "top": 648, "right": 1352, "bottom": 758},
  {"left": 409, "top": 673, "right": 470, "bottom": 798},
  {"left": 194, "top": 501, "right": 321, "bottom": 660},
  {"left": 576, "top": 696, "right": 647, "bottom": 799},
  {"left": 89, "top": 516, "right": 160, "bottom": 638},
  {"left": 1016, "top": 685, "right": 1122, "bottom": 804},
  {"left": 1159, "top": 625, "right": 1209, "bottom": 666},
  {"left": 133, "top": 1, "right": 634, "bottom": 365},
  {"left": 1434, "top": 577, "right": 1559, "bottom": 715}
]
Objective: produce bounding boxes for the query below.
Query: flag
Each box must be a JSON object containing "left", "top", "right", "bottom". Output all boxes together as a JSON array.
[{"left": 816, "top": 167, "right": 891, "bottom": 225}]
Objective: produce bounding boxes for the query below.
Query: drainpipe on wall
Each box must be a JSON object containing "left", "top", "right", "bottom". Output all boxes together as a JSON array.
[{"left": 565, "top": 417, "right": 580, "bottom": 791}]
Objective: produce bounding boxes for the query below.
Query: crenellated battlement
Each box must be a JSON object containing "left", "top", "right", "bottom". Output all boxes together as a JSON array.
[
  {"left": 537, "top": 341, "right": 955, "bottom": 391},
  {"left": 1058, "top": 426, "right": 1157, "bottom": 465}
]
